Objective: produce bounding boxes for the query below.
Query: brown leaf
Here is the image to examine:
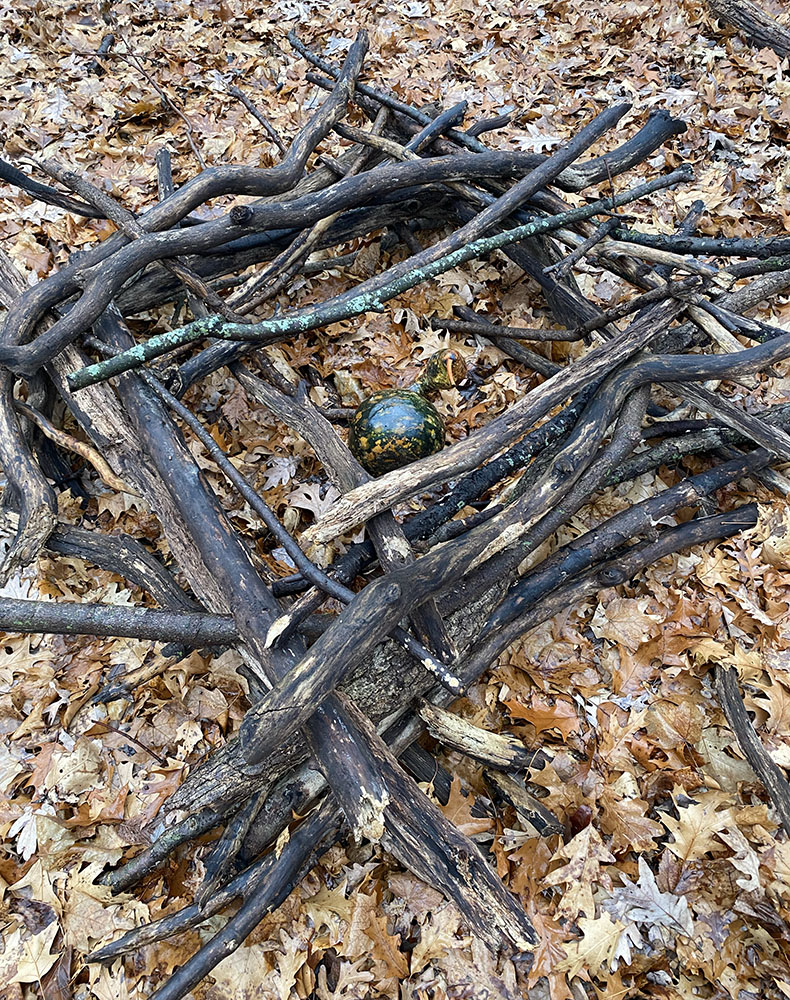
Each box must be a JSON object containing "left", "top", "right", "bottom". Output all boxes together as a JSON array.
[
  {"left": 364, "top": 910, "right": 409, "bottom": 981},
  {"left": 662, "top": 793, "right": 733, "bottom": 862},
  {"left": 526, "top": 907, "right": 571, "bottom": 991},
  {"left": 555, "top": 912, "right": 627, "bottom": 981},
  {"left": 598, "top": 785, "right": 663, "bottom": 853},
  {"left": 440, "top": 776, "right": 494, "bottom": 837},
  {"left": 504, "top": 694, "right": 581, "bottom": 739},
  {"left": 544, "top": 826, "right": 616, "bottom": 920}
]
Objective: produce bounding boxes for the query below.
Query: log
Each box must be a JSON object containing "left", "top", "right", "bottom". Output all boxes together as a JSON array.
[{"left": 707, "top": 0, "right": 790, "bottom": 57}]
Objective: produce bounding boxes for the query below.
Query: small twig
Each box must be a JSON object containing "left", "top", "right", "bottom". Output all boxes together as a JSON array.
[
  {"left": 465, "top": 111, "right": 513, "bottom": 138},
  {"left": 0, "top": 156, "right": 103, "bottom": 218},
  {"left": 544, "top": 216, "right": 621, "bottom": 280},
  {"left": 155, "top": 147, "right": 208, "bottom": 320},
  {"left": 1, "top": 594, "right": 237, "bottom": 647},
  {"left": 432, "top": 316, "right": 583, "bottom": 342},
  {"left": 88, "top": 720, "right": 169, "bottom": 765},
  {"left": 196, "top": 785, "right": 268, "bottom": 908},
  {"left": 112, "top": 46, "right": 207, "bottom": 168},
  {"left": 13, "top": 400, "right": 138, "bottom": 496},
  {"left": 613, "top": 226, "right": 790, "bottom": 259},
  {"left": 228, "top": 84, "right": 288, "bottom": 155}
]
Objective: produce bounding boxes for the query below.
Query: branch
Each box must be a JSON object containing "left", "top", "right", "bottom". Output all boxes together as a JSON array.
[
  {"left": 707, "top": 0, "right": 790, "bottom": 58},
  {"left": 1, "top": 595, "right": 236, "bottom": 645},
  {"left": 714, "top": 665, "right": 790, "bottom": 834},
  {"left": 67, "top": 158, "right": 690, "bottom": 389}
]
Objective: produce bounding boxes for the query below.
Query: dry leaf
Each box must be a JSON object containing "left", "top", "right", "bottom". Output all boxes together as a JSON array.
[{"left": 440, "top": 776, "right": 494, "bottom": 837}]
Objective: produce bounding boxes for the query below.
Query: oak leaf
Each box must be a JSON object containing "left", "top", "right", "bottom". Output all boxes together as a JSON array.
[
  {"left": 525, "top": 907, "right": 570, "bottom": 990},
  {"left": 364, "top": 909, "right": 409, "bottom": 981},
  {"left": 603, "top": 856, "right": 693, "bottom": 943},
  {"left": 304, "top": 880, "right": 353, "bottom": 946},
  {"left": 662, "top": 794, "right": 733, "bottom": 861},
  {"left": 440, "top": 775, "right": 493, "bottom": 837},
  {"left": 598, "top": 786, "right": 664, "bottom": 854},
  {"left": 590, "top": 596, "right": 661, "bottom": 650},
  {"left": 544, "top": 826, "right": 615, "bottom": 920},
  {"left": 409, "top": 905, "right": 466, "bottom": 974},
  {"left": 271, "top": 928, "right": 309, "bottom": 1000},
  {"left": 555, "top": 911, "right": 628, "bottom": 980},
  {"left": 0, "top": 919, "right": 60, "bottom": 984},
  {"left": 315, "top": 957, "right": 374, "bottom": 1000},
  {"left": 718, "top": 824, "right": 762, "bottom": 892},
  {"left": 504, "top": 694, "right": 580, "bottom": 739}
]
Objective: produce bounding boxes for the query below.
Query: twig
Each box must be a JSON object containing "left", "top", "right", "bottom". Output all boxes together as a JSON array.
[
  {"left": 89, "top": 720, "right": 168, "bottom": 765},
  {"left": 228, "top": 84, "right": 288, "bottom": 155},
  {"left": 613, "top": 226, "right": 790, "bottom": 259},
  {"left": 111, "top": 46, "right": 207, "bottom": 168},
  {"left": 432, "top": 316, "right": 584, "bottom": 342},
  {"left": 544, "top": 216, "right": 621, "bottom": 279},
  {"left": 0, "top": 156, "right": 104, "bottom": 218},
  {"left": 714, "top": 665, "right": 790, "bottom": 834},
  {"left": 13, "top": 399, "right": 138, "bottom": 496}
]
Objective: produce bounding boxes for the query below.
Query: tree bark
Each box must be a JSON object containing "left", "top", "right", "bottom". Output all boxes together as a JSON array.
[{"left": 707, "top": 0, "right": 790, "bottom": 58}]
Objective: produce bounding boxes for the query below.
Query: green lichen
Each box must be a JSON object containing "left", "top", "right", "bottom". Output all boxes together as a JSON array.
[{"left": 68, "top": 167, "right": 689, "bottom": 391}]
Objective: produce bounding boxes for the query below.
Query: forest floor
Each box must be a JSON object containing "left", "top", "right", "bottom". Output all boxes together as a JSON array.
[{"left": 2, "top": 1, "right": 790, "bottom": 998}]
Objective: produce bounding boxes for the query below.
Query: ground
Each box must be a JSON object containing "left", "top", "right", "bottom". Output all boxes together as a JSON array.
[{"left": 1, "top": 1, "right": 790, "bottom": 998}]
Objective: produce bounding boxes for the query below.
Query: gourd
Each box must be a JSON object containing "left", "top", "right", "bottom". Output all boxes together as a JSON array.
[{"left": 348, "top": 349, "right": 466, "bottom": 476}]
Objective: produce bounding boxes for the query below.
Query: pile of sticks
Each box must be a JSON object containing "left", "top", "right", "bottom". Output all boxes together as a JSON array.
[{"left": 3, "top": 29, "right": 790, "bottom": 998}]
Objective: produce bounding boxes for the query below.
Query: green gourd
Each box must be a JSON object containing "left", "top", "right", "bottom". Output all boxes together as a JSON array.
[{"left": 348, "top": 349, "right": 466, "bottom": 476}]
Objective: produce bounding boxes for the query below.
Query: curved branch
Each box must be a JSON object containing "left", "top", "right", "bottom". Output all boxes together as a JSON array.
[
  {"left": 0, "top": 31, "right": 370, "bottom": 361},
  {"left": 0, "top": 156, "right": 103, "bottom": 217}
]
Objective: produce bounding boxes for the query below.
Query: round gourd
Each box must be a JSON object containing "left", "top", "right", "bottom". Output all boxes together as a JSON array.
[
  {"left": 348, "top": 349, "right": 466, "bottom": 477},
  {"left": 349, "top": 389, "right": 445, "bottom": 476}
]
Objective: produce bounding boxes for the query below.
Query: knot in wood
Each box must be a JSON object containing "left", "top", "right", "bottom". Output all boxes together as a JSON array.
[
  {"left": 599, "top": 565, "right": 625, "bottom": 585},
  {"left": 554, "top": 456, "right": 575, "bottom": 476},
  {"left": 382, "top": 581, "right": 402, "bottom": 605},
  {"left": 229, "top": 205, "right": 253, "bottom": 226}
]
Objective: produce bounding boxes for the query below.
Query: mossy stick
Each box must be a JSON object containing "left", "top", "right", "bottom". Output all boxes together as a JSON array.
[{"left": 68, "top": 166, "right": 691, "bottom": 390}]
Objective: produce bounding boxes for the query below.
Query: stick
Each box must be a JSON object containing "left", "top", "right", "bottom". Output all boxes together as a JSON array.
[
  {"left": 0, "top": 595, "right": 236, "bottom": 646},
  {"left": 714, "top": 665, "right": 790, "bottom": 834},
  {"left": 66, "top": 162, "right": 687, "bottom": 388}
]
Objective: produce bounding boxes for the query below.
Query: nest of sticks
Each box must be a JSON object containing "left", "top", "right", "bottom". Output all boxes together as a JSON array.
[{"left": 3, "top": 29, "right": 790, "bottom": 1000}]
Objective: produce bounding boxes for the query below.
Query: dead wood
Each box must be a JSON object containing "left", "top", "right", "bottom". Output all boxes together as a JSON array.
[
  {"left": 715, "top": 665, "right": 790, "bottom": 833},
  {"left": 707, "top": 0, "right": 790, "bottom": 57},
  {"left": 3, "top": 28, "right": 790, "bottom": 999}
]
